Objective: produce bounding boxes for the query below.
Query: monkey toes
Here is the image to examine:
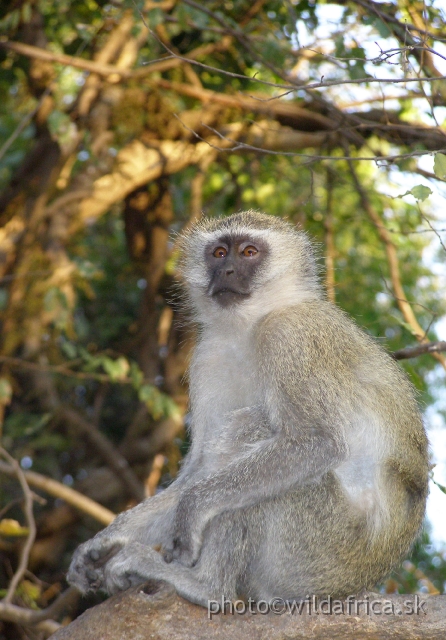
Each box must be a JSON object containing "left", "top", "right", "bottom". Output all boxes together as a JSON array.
[
  {"left": 88, "top": 543, "right": 122, "bottom": 566},
  {"left": 67, "top": 540, "right": 124, "bottom": 593}
]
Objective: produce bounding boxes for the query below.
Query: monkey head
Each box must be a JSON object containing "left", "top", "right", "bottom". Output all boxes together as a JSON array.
[{"left": 178, "top": 210, "right": 321, "bottom": 320}]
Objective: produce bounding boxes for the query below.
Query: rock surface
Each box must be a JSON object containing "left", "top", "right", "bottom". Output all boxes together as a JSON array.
[{"left": 51, "top": 582, "right": 446, "bottom": 640}]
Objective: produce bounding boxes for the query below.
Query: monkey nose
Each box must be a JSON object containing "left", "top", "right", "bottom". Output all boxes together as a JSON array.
[{"left": 225, "top": 269, "right": 234, "bottom": 275}]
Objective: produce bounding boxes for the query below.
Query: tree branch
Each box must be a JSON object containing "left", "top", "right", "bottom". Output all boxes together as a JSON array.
[
  {"left": 0, "top": 37, "right": 232, "bottom": 81},
  {"left": 0, "top": 586, "right": 78, "bottom": 633},
  {"left": 392, "top": 341, "right": 446, "bottom": 360},
  {"left": 58, "top": 407, "right": 145, "bottom": 503},
  {"left": 0, "top": 461, "right": 115, "bottom": 525}
]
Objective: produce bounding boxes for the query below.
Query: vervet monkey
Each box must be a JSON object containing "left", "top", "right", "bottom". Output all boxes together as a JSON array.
[{"left": 68, "top": 210, "right": 429, "bottom": 606}]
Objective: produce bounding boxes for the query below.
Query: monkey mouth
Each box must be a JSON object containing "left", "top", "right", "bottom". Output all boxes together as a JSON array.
[
  {"left": 212, "top": 287, "right": 250, "bottom": 297},
  {"left": 210, "top": 287, "right": 251, "bottom": 305}
]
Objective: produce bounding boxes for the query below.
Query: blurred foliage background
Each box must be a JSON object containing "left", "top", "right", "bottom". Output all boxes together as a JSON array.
[{"left": 0, "top": 0, "right": 446, "bottom": 636}]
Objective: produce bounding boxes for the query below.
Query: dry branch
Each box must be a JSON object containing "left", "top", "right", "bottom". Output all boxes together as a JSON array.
[
  {"left": 75, "top": 138, "right": 224, "bottom": 225},
  {"left": 0, "top": 461, "right": 115, "bottom": 525},
  {"left": 58, "top": 407, "right": 145, "bottom": 503},
  {"left": 0, "top": 40, "right": 131, "bottom": 78},
  {"left": 0, "top": 37, "right": 232, "bottom": 81},
  {"left": 0, "top": 586, "right": 78, "bottom": 635},
  {"left": 156, "top": 79, "right": 334, "bottom": 131},
  {"left": 393, "top": 341, "right": 446, "bottom": 361}
]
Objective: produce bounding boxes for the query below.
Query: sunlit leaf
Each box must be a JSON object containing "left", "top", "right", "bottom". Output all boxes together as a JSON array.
[
  {"left": 0, "top": 519, "right": 29, "bottom": 537},
  {"left": 17, "top": 579, "right": 41, "bottom": 602},
  {"left": 397, "top": 185, "right": 432, "bottom": 201},
  {"left": 102, "top": 356, "right": 130, "bottom": 381},
  {"left": 433, "top": 153, "right": 446, "bottom": 180},
  {"left": 129, "top": 362, "right": 144, "bottom": 388},
  {"left": 410, "top": 185, "right": 433, "bottom": 201}
]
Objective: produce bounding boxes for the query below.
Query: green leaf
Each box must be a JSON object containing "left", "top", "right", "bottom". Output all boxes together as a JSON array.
[
  {"left": 4, "top": 412, "right": 51, "bottom": 438},
  {"left": 61, "top": 341, "right": 77, "bottom": 359},
  {"left": 138, "top": 384, "right": 178, "bottom": 421},
  {"left": 0, "top": 290, "right": 8, "bottom": 311},
  {"left": 21, "top": 2, "right": 32, "bottom": 23},
  {"left": 31, "top": 433, "right": 69, "bottom": 451},
  {"left": 138, "top": 383, "right": 156, "bottom": 404},
  {"left": 397, "top": 185, "right": 432, "bottom": 201},
  {"left": 433, "top": 153, "right": 446, "bottom": 180},
  {"left": 17, "top": 579, "right": 41, "bottom": 603},
  {"left": 350, "top": 46, "right": 366, "bottom": 60},
  {"left": 372, "top": 17, "right": 391, "bottom": 38},
  {"left": 348, "top": 61, "right": 367, "bottom": 80},
  {"left": 47, "top": 111, "right": 77, "bottom": 147},
  {"left": 147, "top": 8, "right": 164, "bottom": 28},
  {"left": 138, "top": 384, "right": 162, "bottom": 419},
  {"left": 129, "top": 362, "right": 144, "bottom": 389},
  {"left": 410, "top": 185, "right": 432, "bottom": 201},
  {"left": 102, "top": 356, "right": 130, "bottom": 381},
  {"left": 334, "top": 35, "right": 345, "bottom": 58},
  {"left": 44, "top": 287, "right": 66, "bottom": 312}
]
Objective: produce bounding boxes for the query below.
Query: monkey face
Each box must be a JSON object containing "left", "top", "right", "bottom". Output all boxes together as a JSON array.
[{"left": 204, "top": 234, "right": 269, "bottom": 307}]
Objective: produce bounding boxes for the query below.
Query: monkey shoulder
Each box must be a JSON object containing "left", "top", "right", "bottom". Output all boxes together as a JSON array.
[
  {"left": 255, "top": 300, "right": 375, "bottom": 368},
  {"left": 254, "top": 301, "right": 422, "bottom": 425}
]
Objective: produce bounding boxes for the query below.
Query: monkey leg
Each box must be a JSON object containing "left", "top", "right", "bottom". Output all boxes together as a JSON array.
[
  {"left": 100, "top": 542, "right": 222, "bottom": 607},
  {"left": 91, "top": 510, "right": 251, "bottom": 606},
  {"left": 244, "top": 478, "right": 421, "bottom": 600}
]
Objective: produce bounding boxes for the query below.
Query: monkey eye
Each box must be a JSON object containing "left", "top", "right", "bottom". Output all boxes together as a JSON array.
[
  {"left": 242, "top": 245, "right": 258, "bottom": 257},
  {"left": 213, "top": 246, "right": 228, "bottom": 258}
]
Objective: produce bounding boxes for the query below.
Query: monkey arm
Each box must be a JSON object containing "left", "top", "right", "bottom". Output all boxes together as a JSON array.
[{"left": 167, "top": 422, "right": 348, "bottom": 567}]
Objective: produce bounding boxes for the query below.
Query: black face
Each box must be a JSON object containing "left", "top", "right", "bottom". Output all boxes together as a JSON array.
[{"left": 205, "top": 234, "right": 268, "bottom": 307}]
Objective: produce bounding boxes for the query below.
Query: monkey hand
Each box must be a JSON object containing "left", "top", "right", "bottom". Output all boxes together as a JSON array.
[
  {"left": 67, "top": 532, "right": 127, "bottom": 594},
  {"left": 100, "top": 541, "right": 170, "bottom": 594},
  {"left": 163, "top": 489, "right": 205, "bottom": 567}
]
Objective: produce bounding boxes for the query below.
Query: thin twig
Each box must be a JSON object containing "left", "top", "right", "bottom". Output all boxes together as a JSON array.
[
  {"left": 346, "top": 159, "right": 446, "bottom": 371},
  {"left": 0, "top": 86, "right": 52, "bottom": 164},
  {"left": 0, "top": 449, "right": 37, "bottom": 604},
  {"left": 174, "top": 111, "right": 446, "bottom": 163},
  {"left": 418, "top": 207, "right": 446, "bottom": 253},
  {"left": 0, "top": 585, "right": 78, "bottom": 628},
  {"left": 350, "top": 0, "right": 446, "bottom": 42}
]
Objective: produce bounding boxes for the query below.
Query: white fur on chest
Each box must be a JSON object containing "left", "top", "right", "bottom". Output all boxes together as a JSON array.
[{"left": 189, "top": 327, "right": 257, "bottom": 437}]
